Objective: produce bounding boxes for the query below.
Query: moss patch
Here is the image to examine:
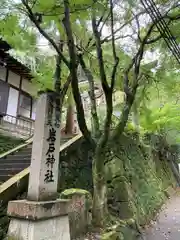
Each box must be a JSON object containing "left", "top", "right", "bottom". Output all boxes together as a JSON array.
[
  {"left": 60, "top": 188, "right": 92, "bottom": 239},
  {"left": 60, "top": 188, "right": 90, "bottom": 197},
  {"left": 106, "top": 132, "right": 177, "bottom": 228},
  {"left": 101, "top": 220, "right": 139, "bottom": 240}
]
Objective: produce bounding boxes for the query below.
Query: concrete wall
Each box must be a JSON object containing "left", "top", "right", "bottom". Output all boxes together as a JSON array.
[{"left": 6, "top": 87, "right": 19, "bottom": 118}]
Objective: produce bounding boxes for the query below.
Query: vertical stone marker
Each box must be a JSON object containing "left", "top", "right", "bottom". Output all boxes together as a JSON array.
[
  {"left": 28, "top": 91, "right": 60, "bottom": 201},
  {"left": 7, "top": 92, "right": 71, "bottom": 240}
]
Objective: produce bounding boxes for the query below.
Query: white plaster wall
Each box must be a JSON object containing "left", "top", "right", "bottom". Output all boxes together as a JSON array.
[
  {"left": 8, "top": 70, "right": 20, "bottom": 88},
  {"left": 21, "top": 78, "right": 37, "bottom": 96},
  {"left": 6, "top": 87, "right": 19, "bottom": 118},
  {"left": 0, "top": 65, "right": 6, "bottom": 81}
]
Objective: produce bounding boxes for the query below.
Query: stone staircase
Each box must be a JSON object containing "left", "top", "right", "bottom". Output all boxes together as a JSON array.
[{"left": 0, "top": 135, "right": 73, "bottom": 183}]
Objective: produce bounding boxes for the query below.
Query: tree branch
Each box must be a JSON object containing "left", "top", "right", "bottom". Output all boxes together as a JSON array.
[
  {"left": 109, "top": 0, "right": 119, "bottom": 91},
  {"left": 91, "top": 1, "right": 114, "bottom": 149},
  {"left": 53, "top": 40, "right": 64, "bottom": 125},
  {"left": 134, "top": 12, "right": 142, "bottom": 43},
  {"left": 99, "top": 10, "right": 111, "bottom": 35},
  {"left": 146, "top": 34, "right": 162, "bottom": 44},
  {"left": 63, "top": 0, "right": 93, "bottom": 146},
  {"left": 54, "top": 40, "right": 64, "bottom": 92},
  {"left": 78, "top": 53, "right": 100, "bottom": 136},
  {"left": 100, "top": 4, "right": 180, "bottom": 45},
  {"left": 92, "top": 7, "right": 110, "bottom": 95},
  {"left": 61, "top": 74, "right": 71, "bottom": 105},
  {"left": 145, "top": 15, "right": 180, "bottom": 44},
  {"left": 112, "top": 13, "right": 159, "bottom": 140},
  {"left": 21, "top": 0, "right": 70, "bottom": 68},
  {"left": 100, "top": 11, "right": 146, "bottom": 44}
]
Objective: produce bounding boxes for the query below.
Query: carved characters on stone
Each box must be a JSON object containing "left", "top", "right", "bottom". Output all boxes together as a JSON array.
[{"left": 44, "top": 127, "right": 57, "bottom": 183}]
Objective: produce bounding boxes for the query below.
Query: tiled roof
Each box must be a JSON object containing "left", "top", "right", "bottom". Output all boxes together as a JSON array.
[{"left": 0, "top": 39, "right": 33, "bottom": 79}]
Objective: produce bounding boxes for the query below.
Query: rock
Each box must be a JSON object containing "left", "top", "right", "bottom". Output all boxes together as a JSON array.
[
  {"left": 111, "top": 178, "right": 131, "bottom": 202},
  {"left": 101, "top": 231, "right": 124, "bottom": 240},
  {"left": 60, "top": 188, "right": 92, "bottom": 239},
  {"left": 118, "top": 201, "right": 136, "bottom": 219},
  {"left": 120, "top": 225, "right": 139, "bottom": 240},
  {"left": 105, "top": 158, "right": 124, "bottom": 181}
]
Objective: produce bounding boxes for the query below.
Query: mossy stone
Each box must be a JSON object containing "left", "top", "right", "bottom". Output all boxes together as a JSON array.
[
  {"left": 118, "top": 202, "right": 135, "bottom": 219},
  {"left": 60, "top": 188, "right": 92, "bottom": 239},
  {"left": 101, "top": 231, "right": 124, "bottom": 240},
  {"left": 120, "top": 225, "right": 139, "bottom": 240},
  {"left": 105, "top": 158, "right": 124, "bottom": 181},
  {"left": 111, "top": 178, "right": 131, "bottom": 202},
  {"left": 60, "top": 188, "right": 92, "bottom": 210}
]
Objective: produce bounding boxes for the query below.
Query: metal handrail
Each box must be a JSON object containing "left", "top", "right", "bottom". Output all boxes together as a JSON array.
[
  {"left": 0, "top": 114, "right": 35, "bottom": 137},
  {"left": 0, "top": 133, "right": 83, "bottom": 205}
]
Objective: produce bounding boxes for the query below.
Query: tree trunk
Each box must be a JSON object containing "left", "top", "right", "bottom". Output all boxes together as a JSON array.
[
  {"left": 65, "top": 90, "right": 74, "bottom": 134},
  {"left": 132, "top": 102, "right": 140, "bottom": 131},
  {"left": 92, "top": 148, "right": 109, "bottom": 227},
  {"left": 89, "top": 91, "right": 100, "bottom": 138},
  {"left": 112, "top": 86, "right": 138, "bottom": 140},
  {"left": 78, "top": 54, "right": 100, "bottom": 137},
  {"left": 63, "top": 1, "right": 93, "bottom": 145}
]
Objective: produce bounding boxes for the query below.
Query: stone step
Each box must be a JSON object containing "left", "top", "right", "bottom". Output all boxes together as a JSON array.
[
  {"left": 0, "top": 162, "right": 30, "bottom": 169},
  {"left": 26, "top": 144, "right": 33, "bottom": 148},
  {"left": 0, "top": 135, "right": 74, "bottom": 183},
  {"left": 0, "top": 158, "right": 31, "bottom": 164},
  {"left": 10, "top": 149, "right": 32, "bottom": 155},
  {"left": 4, "top": 154, "right": 32, "bottom": 160},
  {"left": 0, "top": 168, "right": 23, "bottom": 177},
  {"left": 0, "top": 174, "right": 13, "bottom": 182},
  {"left": 0, "top": 168, "right": 23, "bottom": 176}
]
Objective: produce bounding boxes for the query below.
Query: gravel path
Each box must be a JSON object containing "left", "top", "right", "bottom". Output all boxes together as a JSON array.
[{"left": 141, "top": 191, "right": 180, "bottom": 240}]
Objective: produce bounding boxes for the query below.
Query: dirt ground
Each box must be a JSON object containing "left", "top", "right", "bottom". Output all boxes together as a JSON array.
[
  {"left": 140, "top": 191, "right": 180, "bottom": 240},
  {"left": 77, "top": 191, "right": 180, "bottom": 239}
]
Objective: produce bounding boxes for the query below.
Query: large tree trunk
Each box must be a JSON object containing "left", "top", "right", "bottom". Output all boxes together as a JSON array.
[
  {"left": 65, "top": 90, "right": 74, "bottom": 134},
  {"left": 92, "top": 148, "right": 109, "bottom": 227}
]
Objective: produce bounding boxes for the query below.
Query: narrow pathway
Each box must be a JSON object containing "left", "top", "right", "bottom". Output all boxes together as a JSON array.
[{"left": 141, "top": 191, "right": 180, "bottom": 240}]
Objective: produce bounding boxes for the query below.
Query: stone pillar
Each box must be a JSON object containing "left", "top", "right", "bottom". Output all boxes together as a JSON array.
[
  {"left": 27, "top": 92, "right": 60, "bottom": 201},
  {"left": 7, "top": 92, "right": 71, "bottom": 240}
]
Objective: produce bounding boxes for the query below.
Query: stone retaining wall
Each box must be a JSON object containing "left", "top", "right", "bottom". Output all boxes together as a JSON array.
[{"left": 0, "top": 132, "right": 178, "bottom": 239}]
